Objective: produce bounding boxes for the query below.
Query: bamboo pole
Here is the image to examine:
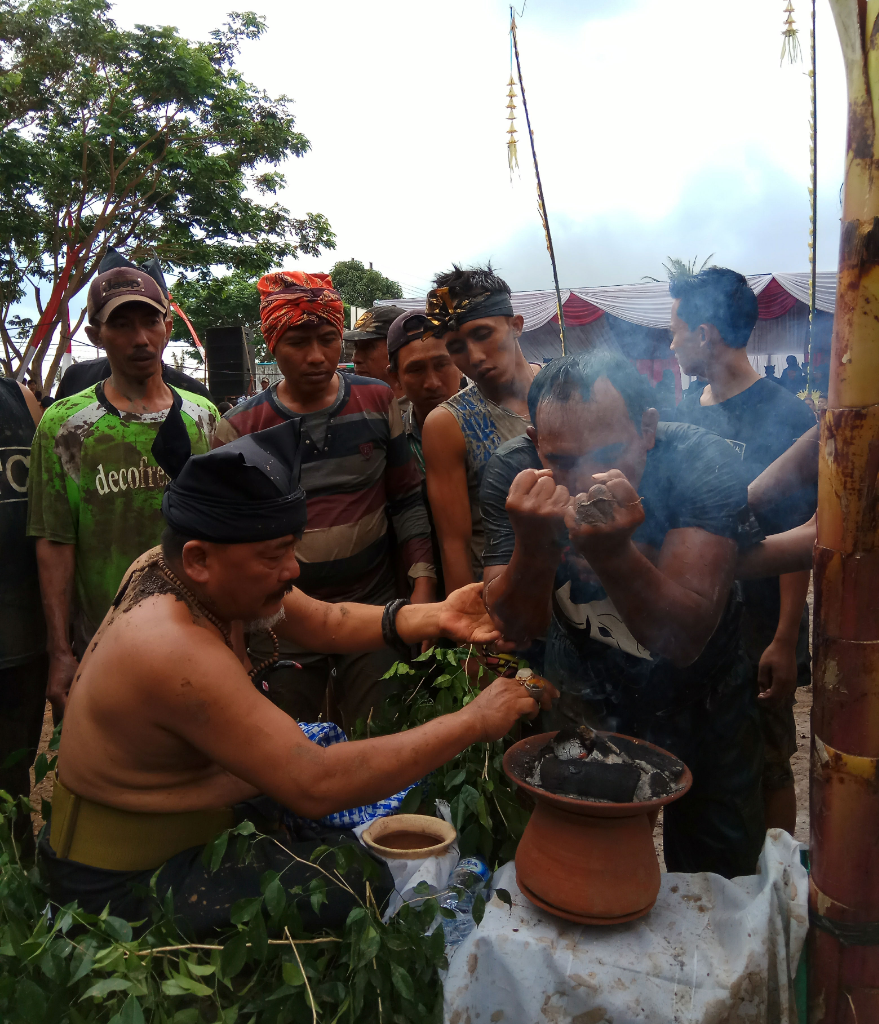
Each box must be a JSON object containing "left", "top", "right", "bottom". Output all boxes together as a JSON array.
[{"left": 810, "top": 2, "right": 879, "bottom": 1019}]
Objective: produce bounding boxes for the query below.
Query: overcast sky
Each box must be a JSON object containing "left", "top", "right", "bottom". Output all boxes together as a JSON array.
[
  {"left": 108, "top": 0, "right": 845, "bottom": 294},
  {"left": 58, "top": 0, "right": 846, "bottom": 365}
]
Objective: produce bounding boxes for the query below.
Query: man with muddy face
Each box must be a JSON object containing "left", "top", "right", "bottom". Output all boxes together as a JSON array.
[
  {"left": 420, "top": 265, "right": 537, "bottom": 595},
  {"left": 480, "top": 352, "right": 764, "bottom": 879},
  {"left": 43, "top": 419, "right": 551, "bottom": 937}
]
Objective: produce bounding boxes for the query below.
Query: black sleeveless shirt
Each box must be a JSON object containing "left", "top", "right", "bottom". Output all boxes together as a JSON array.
[{"left": 0, "top": 378, "right": 45, "bottom": 666}]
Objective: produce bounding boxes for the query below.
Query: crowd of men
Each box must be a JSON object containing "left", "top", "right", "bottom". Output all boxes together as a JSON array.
[{"left": 0, "top": 252, "right": 820, "bottom": 936}]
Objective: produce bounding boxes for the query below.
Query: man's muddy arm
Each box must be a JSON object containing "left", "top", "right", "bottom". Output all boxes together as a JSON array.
[
  {"left": 35, "top": 538, "right": 78, "bottom": 718},
  {"left": 422, "top": 407, "right": 475, "bottom": 594},
  {"left": 748, "top": 425, "right": 819, "bottom": 516},
  {"left": 585, "top": 528, "right": 737, "bottom": 668},
  {"left": 735, "top": 516, "right": 816, "bottom": 578},
  {"left": 276, "top": 583, "right": 502, "bottom": 652},
  {"left": 482, "top": 558, "right": 555, "bottom": 645},
  {"left": 481, "top": 468, "right": 569, "bottom": 643},
  {"left": 164, "top": 642, "right": 549, "bottom": 820}
]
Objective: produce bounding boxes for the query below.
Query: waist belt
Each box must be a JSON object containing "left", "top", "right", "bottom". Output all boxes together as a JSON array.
[{"left": 49, "top": 774, "right": 235, "bottom": 872}]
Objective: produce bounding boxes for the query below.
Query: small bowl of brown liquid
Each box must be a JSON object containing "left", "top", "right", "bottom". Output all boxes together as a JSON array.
[{"left": 361, "top": 814, "right": 457, "bottom": 860}]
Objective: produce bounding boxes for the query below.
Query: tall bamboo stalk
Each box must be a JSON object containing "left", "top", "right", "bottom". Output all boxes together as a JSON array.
[{"left": 810, "top": 1, "right": 879, "bottom": 1019}]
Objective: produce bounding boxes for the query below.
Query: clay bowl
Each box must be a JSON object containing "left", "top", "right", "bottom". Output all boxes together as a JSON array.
[
  {"left": 504, "top": 731, "right": 692, "bottom": 925},
  {"left": 361, "top": 814, "right": 456, "bottom": 860}
]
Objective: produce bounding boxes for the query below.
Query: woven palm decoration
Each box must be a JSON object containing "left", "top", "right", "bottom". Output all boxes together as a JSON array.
[
  {"left": 506, "top": 76, "right": 519, "bottom": 178},
  {"left": 781, "top": 0, "right": 802, "bottom": 65}
]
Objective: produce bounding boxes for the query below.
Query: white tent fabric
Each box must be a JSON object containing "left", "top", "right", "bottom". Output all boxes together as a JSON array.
[
  {"left": 377, "top": 272, "right": 836, "bottom": 333},
  {"left": 773, "top": 272, "right": 838, "bottom": 313}
]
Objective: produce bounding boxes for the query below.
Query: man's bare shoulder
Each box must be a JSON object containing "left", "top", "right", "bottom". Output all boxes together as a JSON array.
[{"left": 422, "top": 405, "right": 466, "bottom": 461}]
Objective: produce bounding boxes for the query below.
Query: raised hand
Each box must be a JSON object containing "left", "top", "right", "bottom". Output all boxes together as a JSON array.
[
  {"left": 437, "top": 582, "right": 503, "bottom": 645},
  {"left": 505, "top": 468, "right": 570, "bottom": 551},
  {"left": 565, "top": 469, "right": 645, "bottom": 562}
]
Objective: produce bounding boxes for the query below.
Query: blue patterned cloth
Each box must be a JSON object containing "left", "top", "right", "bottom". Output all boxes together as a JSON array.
[{"left": 285, "top": 721, "right": 424, "bottom": 830}]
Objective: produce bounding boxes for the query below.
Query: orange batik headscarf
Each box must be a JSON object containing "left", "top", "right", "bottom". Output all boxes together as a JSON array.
[{"left": 257, "top": 271, "right": 345, "bottom": 353}]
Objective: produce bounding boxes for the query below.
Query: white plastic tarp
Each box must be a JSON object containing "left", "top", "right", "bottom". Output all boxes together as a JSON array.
[
  {"left": 378, "top": 272, "right": 836, "bottom": 332},
  {"left": 443, "top": 830, "right": 808, "bottom": 1024}
]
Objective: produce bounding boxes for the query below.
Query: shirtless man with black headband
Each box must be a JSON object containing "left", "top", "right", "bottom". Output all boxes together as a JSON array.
[{"left": 43, "top": 419, "right": 550, "bottom": 937}]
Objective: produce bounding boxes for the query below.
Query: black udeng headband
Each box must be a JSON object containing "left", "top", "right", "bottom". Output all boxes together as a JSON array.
[{"left": 382, "top": 598, "right": 412, "bottom": 657}]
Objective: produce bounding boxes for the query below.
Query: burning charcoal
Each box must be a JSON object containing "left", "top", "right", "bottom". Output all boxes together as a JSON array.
[
  {"left": 540, "top": 755, "right": 641, "bottom": 803},
  {"left": 543, "top": 727, "right": 591, "bottom": 761},
  {"left": 628, "top": 745, "right": 686, "bottom": 780},
  {"left": 634, "top": 770, "right": 676, "bottom": 802}
]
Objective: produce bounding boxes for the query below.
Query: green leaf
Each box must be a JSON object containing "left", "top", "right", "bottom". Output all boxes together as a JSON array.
[
  {"left": 229, "top": 896, "right": 263, "bottom": 924},
  {"left": 472, "top": 892, "right": 486, "bottom": 927},
  {"left": 103, "top": 915, "right": 133, "bottom": 943},
  {"left": 389, "top": 962, "right": 415, "bottom": 1001},
  {"left": 352, "top": 923, "right": 381, "bottom": 968},
  {"left": 434, "top": 673, "right": 452, "bottom": 688},
  {"left": 171, "top": 972, "right": 213, "bottom": 997},
  {"left": 219, "top": 932, "right": 247, "bottom": 980},
  {"left": 264, "top": 875, "right": 285, "bottom": 917},
  {"left": 231, "top": 820, "right": 255, "bottom": 836},
  {"left": 0, "top": 747, "right": 28, "bottom": 771},
  {"left": 69, "top": 950, "right": 96, "bottom": 983},
  {"left": 108, "top": 995, "right": 146, "bottom": 1024},
  {"left": 33, "top": 752, "right": 53, "bottom": 785},
  {"left": 202, "top": 829, "right": 230, "bottom": 873},
  {"left": 247, "top": 907, "right": 268, "bottom": 959},
  {"left": 15, "top": 978, "right": 47, "bottom": 1023},
  {"left": 185, "top": 960, "right": 215, "bottom": 976},
  {"left": 494, "top": 888, "right": 513, "bottom": 909},
  {"left": 399, "top": 786, "right": 421, "bottom": 815},
  {"left": 309, "top": 877, "right": 327, "bottom": 917},
  {"left": 444, "top": 769, "right": 466, "bottom": 791},
  {"left": 282, "top": 960, "right": 304, "bottom": 987},
  {"left": 81, "top": 977, "right": 133, "bottom": 1001},
  {"left": 438, "top": 907, "right": 456, "bottom": 920}
]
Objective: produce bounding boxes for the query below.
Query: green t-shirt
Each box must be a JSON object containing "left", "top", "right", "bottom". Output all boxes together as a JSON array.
[{"left": 27, "top": 382, "right": 217, "bottom": 643}]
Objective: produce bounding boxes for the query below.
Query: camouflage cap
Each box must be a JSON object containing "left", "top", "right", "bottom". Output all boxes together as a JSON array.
[{"left": 343, "top": 304, "right": 407, "bottom": 342}]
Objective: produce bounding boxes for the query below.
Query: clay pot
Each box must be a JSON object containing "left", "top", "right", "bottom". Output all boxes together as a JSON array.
[
  {"left": 361, "top": 814, "right": 456, "bottom": 860},
  {"left": 503, "top": 731, "right": 692, "bottom": 925}
]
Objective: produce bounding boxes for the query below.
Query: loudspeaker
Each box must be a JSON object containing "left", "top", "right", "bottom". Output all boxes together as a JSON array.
[{"left": 205, "top": 326, "right": 251, "bottom": 401}]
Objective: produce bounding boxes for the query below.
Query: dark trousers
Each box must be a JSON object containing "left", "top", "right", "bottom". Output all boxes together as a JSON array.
[
  {"left": 39, "top": 801, "right": 393, "bottom": 940},
  {"left": 544, "top": 624, "right": 764, "bottom": 879},
  {"left": 260, "top": 647, "right": 400, "bottom": 733},
  {"left": 0, "top": 653, "right": 48, "bottom": 849}
]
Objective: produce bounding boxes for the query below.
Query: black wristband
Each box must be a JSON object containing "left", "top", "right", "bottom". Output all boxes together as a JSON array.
[{"left": 382, "top": 598, "right": 411, "bottom": 657}]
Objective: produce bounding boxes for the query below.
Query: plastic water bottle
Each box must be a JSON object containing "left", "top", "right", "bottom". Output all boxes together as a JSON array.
[{"left": 437, "top": 856, "right": 491, "bottom": 956}]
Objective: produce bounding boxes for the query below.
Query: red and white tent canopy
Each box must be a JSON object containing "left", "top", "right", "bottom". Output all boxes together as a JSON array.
[{"left": 379, "top": 272, "right": 837, "bottom": 332}]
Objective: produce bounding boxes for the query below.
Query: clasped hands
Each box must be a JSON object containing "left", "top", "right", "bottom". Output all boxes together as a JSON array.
[{"left": 505, "top": 467, "right": 645, "bottom": 563}]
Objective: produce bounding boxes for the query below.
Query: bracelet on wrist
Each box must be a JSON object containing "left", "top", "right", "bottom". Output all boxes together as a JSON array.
[{"left": 382, "top": 598, "right": 413, "bottom": 658}]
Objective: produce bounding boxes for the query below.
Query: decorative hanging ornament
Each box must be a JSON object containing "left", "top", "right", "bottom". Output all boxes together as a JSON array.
[
  {"left": 506, "top": 75, "right": 519, "bottom": 178},
  {"left": 780, "top": 0, "right": 802, "bottom": 65}
]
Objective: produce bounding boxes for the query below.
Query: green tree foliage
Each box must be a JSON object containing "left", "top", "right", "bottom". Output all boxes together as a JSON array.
[
  {"left": 170, "top": 271, "right": 265, "bottom": 362},
  {"left": 0, "top": 647, "right": 526, "bottom": 1022},
  {"left": 0, "top": 0, "right": 335, "bottom": 381},
  {"left": 329, "top": 260, "right": 403, "bottom": 318}
]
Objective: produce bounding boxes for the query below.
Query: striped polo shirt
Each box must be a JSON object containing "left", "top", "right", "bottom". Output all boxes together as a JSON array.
[{"left": 216, "top": 373, "right": 433, "bottom": 604}]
